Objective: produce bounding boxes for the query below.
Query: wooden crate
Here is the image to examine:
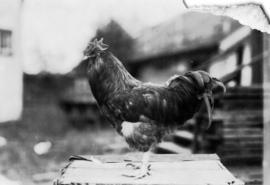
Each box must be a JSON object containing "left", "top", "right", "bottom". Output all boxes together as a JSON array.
[{"left": 55, "top": 154, "right": 244, "bottom": 185}]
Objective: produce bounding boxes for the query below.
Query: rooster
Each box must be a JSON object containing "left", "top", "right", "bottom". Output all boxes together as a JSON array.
[{"left": 83, "top": 38, "right": 226, "bottom": 179}]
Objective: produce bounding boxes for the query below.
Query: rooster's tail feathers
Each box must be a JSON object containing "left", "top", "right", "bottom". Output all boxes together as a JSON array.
[{"left": 186, "top": 70, "right": 226, "bottom": 129}]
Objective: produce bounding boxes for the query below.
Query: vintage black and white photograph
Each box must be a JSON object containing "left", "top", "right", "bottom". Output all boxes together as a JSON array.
[{"left": 0, "top": 0, "right": 269, "bottom": 185}]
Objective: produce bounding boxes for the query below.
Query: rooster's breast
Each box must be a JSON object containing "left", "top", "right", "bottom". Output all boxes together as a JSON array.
[{"left": 120, "top": 119, "right": 165, "bottom": 152}]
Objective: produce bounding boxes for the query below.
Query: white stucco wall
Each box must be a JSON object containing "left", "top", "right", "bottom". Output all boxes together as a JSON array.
[{"left": 0, "top": 0, "right": 23, "bottom": 122}]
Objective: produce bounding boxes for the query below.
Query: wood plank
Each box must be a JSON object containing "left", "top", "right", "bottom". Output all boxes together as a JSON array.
[
  {"left": 222, "top": 141, "right": 263, "bottom": 149},
  {"left": 218, "top": 148, "right": 263, "bottom": 155},
  {"left": 223, "top": 134, "right": 262, "bottom": 139},
  {"left": 222, "top": 122, "right": 263, "bottom": 129},
  {"left": 173, "top": 130, "right": 194, "bottom": 140},
  {"left": 221, "top": 155, "right": 262, "bottom": 164},
  {"left": 69, "top": 153, "right": 220, "bottom": 163},
  {"left": 155, "top": 142, "right": 192, "bottom": 154},
  {"left": 222, "top": 128, "right": 262, "bottom": 135}
]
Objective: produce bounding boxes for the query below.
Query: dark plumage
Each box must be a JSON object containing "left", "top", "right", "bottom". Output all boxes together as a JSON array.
[{"left": 83, "top": 38, "right": 226, "bottom": 178}]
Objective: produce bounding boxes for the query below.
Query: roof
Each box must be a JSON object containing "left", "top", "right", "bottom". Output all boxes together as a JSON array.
[
  {"left": 130, "top": 11, "right": 241, "bottom": 61},
  {"left": 69, "top": 59, "right": 88, "bottom": 78},
  {"left": 71, "top": 12, "right": 243, "bottom": 77}
]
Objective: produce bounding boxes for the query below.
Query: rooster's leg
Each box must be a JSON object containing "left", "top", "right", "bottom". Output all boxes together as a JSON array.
[
  {"left": 123, "top": 150, "right": 152, "bottom": 179},
  {"left": 125, "top": 153, "right": 150, "bottom": 170},
  {"left": 136, "top": 150, "right": 152, "bottom": 178}
]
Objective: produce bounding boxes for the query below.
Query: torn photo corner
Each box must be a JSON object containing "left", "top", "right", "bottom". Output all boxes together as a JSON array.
[{"left": 183, "top": 0, "right": 270, "bottom": 34}]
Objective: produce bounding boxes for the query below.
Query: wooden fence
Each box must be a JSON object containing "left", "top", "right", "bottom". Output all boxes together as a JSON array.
[{"left": 195, "top": 86, "right": 263, "bottom": 165}]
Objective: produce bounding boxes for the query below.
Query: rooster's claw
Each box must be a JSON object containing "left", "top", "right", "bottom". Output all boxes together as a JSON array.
[
  {"left": 122, "top": 164, "right": 151, "bottom": 179},
  {"left": 125, "top": 163, "right": 140, "bottom": 170}
]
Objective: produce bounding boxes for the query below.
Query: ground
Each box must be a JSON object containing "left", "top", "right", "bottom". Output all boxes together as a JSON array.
[{"left": 0, "top": 121, "right": 129, "bottom": 185}]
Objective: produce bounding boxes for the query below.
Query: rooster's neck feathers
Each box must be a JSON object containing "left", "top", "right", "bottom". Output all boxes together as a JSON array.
[{"left": 88, "top": 52, "right": 139, "bottom": 104}]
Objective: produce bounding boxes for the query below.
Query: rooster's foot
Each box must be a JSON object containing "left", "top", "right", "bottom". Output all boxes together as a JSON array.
[
  {"left": 122, "top": 164, "right": 151, "bottom": 179},
  {"left": 125, "top": 163, "right": 141, "bottom": 170}
]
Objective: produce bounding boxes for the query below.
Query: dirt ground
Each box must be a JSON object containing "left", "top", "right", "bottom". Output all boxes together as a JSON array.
[{"left": 0, "top": 121, "right": 130, "bottom": 185}]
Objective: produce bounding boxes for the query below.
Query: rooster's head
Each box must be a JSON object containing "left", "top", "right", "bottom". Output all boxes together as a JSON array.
[{"left": 83, "top": 38, "right": 109, "bottom": 60}]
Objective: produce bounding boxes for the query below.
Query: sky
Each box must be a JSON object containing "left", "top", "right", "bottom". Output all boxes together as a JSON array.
[{"left": 22, "top": 0, "right": 186, "bottom": 74}]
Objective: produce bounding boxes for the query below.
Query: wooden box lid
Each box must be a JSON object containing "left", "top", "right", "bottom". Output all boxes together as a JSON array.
[{"left": 55, "top": 154, "right": 244, "bottom": 185}]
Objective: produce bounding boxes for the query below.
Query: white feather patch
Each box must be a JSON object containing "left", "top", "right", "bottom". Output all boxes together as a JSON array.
[{"left": 121, "top": 121, "right": 141, "bottom": 137}]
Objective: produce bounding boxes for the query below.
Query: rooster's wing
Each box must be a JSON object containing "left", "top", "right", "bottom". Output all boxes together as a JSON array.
[{"left": 103, "top": 85, "right": 196, "bottom": 128}]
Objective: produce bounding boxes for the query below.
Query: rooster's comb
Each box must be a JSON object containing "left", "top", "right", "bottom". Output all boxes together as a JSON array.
[
  {"left": 83, "top": 38, "right": 109, "bottom": 57},
  {"left": 90, "top": 38, "right": 109, "bottom": 51}
]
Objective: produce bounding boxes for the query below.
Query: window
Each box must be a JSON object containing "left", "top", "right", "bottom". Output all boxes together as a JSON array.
[
  {"left": 241, "top": 44, "right": 252, "bottom": 86},
  {"left": 0, "top": 29, "right": 12, "bottom": 56}
]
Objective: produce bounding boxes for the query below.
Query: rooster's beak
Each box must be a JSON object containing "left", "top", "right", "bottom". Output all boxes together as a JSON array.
[
  {"left": 212, "top": 78, "right": 226, "bottom": 94},
  {"left": 82, "top": 55, "right": 89, "bottom": 61}
]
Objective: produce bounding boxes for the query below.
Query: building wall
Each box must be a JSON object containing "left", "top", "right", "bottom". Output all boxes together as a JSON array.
[
  {"left": 263, "top": 33, "right": 270, "bottom": 185},
  {"left": 22, "top": 74, "right": 72, "bottom": 134},
  {"left": 0, "top": 0, "right": 23, "bottom": 122},
  {"left": 139, "top": 59, "right": 190, "bottom": 83},
  {"left": 208, "top": 30, "right": 262, "bottom": 87}
]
